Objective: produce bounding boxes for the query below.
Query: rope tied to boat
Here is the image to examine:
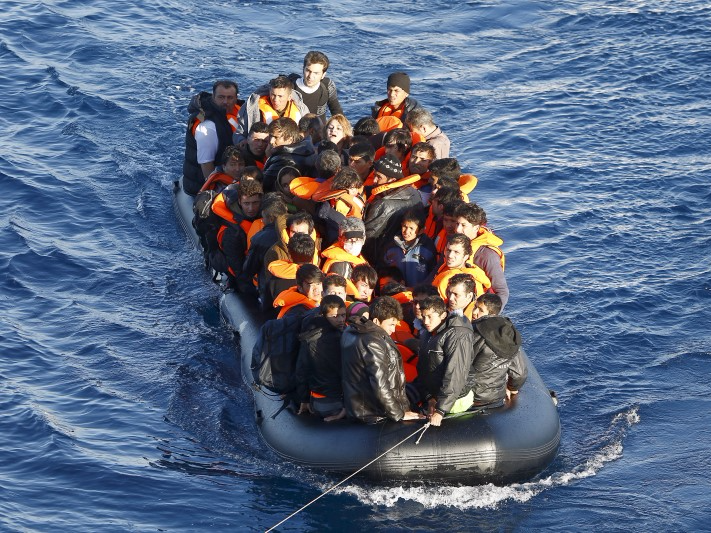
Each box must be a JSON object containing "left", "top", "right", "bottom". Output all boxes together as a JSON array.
[{"left": 265, "top": 421, "right": 431, "bottom": 532}]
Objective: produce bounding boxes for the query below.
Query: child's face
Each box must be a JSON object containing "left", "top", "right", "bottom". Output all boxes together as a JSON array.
[
  {"left": 401, "top": 220, "right": 420, "bottom": 243},
  {"left": 324, "top": 306, "right": 347, "bottom": 329}
]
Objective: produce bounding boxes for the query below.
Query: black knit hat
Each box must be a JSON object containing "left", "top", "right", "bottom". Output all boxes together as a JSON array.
[
  {"left": 374, "top": 154, "right": 403, "bottom": 180},
  {"left": 387, "top": 72, "right": 410, "bottom": 93}
]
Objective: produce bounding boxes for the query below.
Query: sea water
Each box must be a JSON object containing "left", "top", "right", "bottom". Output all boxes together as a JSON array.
[{"left": 1, "top": 1, "right": 710, "bottom": 531}]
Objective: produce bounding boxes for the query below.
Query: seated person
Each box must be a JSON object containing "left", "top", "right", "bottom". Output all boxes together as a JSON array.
[
  {"left": 445, "top": 273, "right": 477, "bottom": 320},
  {"left": 262, "top": 117, "right": 317, "bottom": 193},
  {"left": 234, "top": 75, "right": 309, "bottom": 145},
  {"left": 429, "top": 158, "right": 478, "bottom": 200},
  {"left": 299, "top": 113, "right": 325, "bottom": 146},
  {"left": 430, "top": 233, "right": 491, "bottom": 299},
  {"left": 200, "top": 146, "right": 245, "bottom": 192},
  {"left": 265, "top": 233, "right": 317, "bottom": 314},
  {"left": 323, "top": 114, "right": 353, "bottom": 158},
  {"left": 362, "top": 154, "right": 423, "bottom": 263},
  {"left": 240, "top": 165, "right": 264, "bottom": 183},
  {"left": 243, "top": 194, "right": 289, "bottom": 301},
  {"left": 453, "top": 202, "right": 508, "bottom": 311},
  {"left": 383, "top": 209, "right": 437, "bottom": 288},
  {"left": 371, "top": 72, "right": 421, "bottom": 123},
  {"left": 295, "top": 295, "right": 347, "bottom": 422},
  {"left": 273, "top": 262, "right": 324, "bottom": 319},
  {"left": 465, "top": 293, "right": 528, "bottom": 406},
  {"left": 407, "top": 142, "right": 436, "bottom": 203},
  {"left": 340, "top": 296, "right": 423, "bottom": 424},
  {"left": 349, "top": 264, "right": 377, "bottom": 303},
  {"left": 381, "top": 128, "right": 413, "bottom": 171},
  {"left": 409, "top": 283, "right": 440, "bottom": 340},
  {"left": 321, "top": 273, "right": 347, "bottom": 301},
  {"left": 264, "top": 211, "right": 316, "bottom": 269},
  {"left": 347, "top": 141, "right": 376, "bottom": 189},
  {"left": 321, "top": 217, "right": 369, "bottom": 278},
  {"left": 210, "top": 180, "right": 263, "bottom": 292},
  {"left": 415, "top": 295, "right": 476, "bottom": 426},
  {"left": 353, "top": 116, "right": 380, "bottom": 138},
  {"left": 404, "top": 107, "right": 451, "bottom": 159},
  {"left": 433, "top": 198, "right": 465, "bottom": 262},
  {"left": 314, "top": 167, "right": 365, "bottom": 246},
  {"left": 239, "top": 122, "right": 270, "bottom": 170},
  {"left": 424, "top": 185, "right": 460, "bottom": 240}
]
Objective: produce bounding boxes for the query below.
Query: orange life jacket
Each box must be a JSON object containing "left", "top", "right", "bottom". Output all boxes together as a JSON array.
[
  {"left": 459, "top": 174, "right": 478, "bottom": 196},
  {"left": 321, "top": 245, "right": 369, "bottom": 274},
  {"left": 258, "top": 95, "right": 302, "bottom": 125},
  {"left": 432, "top": 263, "right": 492, "bottom": 300},
  {"left": 368, "top": 174, "right": 421, "bottom": 203},
  {"left": 424, "top": 210, "right": 439, "bottom": 240},
  {"left": 433, "top": 228, "right": 449, "bottom": 262},
  {"left": 375, "top": 100, "right": 406, "bottom": 120},
  {"left": 191, "top": 104, "right": 241, "bottom": 136},
  {"left": 471, "top": 227, "right": 506, "bottom": 271},
  {"left": 394, "top": 342, "right": 418, "bottom": 383},
  {"left": 273, "top": 286, "right": 318, "bottom": 318},
  {"left": 375, "top": 115, "right": 403, "bottom": 131},
  {"left": 200, "top": 172, "right": 236, "bottom": 193}
]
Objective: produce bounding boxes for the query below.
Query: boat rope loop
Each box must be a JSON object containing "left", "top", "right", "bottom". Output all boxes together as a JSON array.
[{"left": 265, "top": 422, "right": 431, "bottom": 532}]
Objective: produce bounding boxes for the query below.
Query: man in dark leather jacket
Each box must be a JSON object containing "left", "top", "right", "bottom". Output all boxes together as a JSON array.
[
  {"left": 341, "top": 297, "right": 423, "bottom": 424},
  {"left": 416, "top": 296, "right": 476, "bottom": 426}
]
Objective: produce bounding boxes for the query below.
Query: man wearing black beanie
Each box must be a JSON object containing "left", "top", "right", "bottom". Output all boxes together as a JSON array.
[{"left": 371, "top": 71, "right": 421, "bottom": 123}]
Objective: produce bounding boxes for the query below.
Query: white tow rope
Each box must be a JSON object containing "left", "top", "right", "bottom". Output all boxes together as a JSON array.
[{"left": 265, "top": 422, "right": 431, "bottom": 532}]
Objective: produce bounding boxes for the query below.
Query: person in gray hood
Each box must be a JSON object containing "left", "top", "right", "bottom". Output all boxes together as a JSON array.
[{"left": 464, "top": 293, "right": 528, "bottom": 407}]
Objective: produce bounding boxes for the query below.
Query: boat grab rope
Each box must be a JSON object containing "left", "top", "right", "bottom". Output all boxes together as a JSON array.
[{"left": 265, "top": 421, "right": 431, "bottom": 532}]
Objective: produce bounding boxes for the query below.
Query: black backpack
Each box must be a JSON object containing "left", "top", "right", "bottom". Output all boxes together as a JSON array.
[{"left": 251, "top": 312, "right": 304, "bottom": 395}]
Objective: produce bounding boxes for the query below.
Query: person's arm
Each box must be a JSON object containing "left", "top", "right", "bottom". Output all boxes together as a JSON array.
[
  {"left": 474, "top": 247, "right": 509, "bottom": 311},
  {"left": 507, "top": 348, "right": 528, "bottom": 392},
  {"left": 325, "top": 77, "right": 343, "bottom": 116},
  {"left": 195, "top": 121, "right": 219, "bottom": 180},
  {"left": 362, "top": 338, "right": 406, "bottom": 421},
  {"left": 222, "top": 227, "right": 247, "bottom": 278},
  {"left": 436, "top": 327, "right": 474, "bottom": 414},
  {"left": 233, "top": 104, "right": 249, "bottom": 146}
]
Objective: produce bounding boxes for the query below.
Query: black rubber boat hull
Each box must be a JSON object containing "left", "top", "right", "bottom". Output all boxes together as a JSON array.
[{"left": 174, "top": 179, "right": 561, "bottom": 484}]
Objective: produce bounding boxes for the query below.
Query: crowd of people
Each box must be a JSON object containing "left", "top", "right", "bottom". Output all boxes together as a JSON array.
[{"left": 182, "top": 51, "right": 528, "bottom": 426}]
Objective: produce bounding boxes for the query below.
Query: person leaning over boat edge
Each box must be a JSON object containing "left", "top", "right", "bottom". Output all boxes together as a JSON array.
[
  {"left": 288, "top": 51, "right": 344, "bottom": 121},
  {"left": 183, "top": 79, "right": 242, "bottom": 195},
  {"left": 341, "top": 296, "right": 424, "bottom": 424}
]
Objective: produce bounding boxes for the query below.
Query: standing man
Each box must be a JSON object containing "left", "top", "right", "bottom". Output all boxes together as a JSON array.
[
  {"left": 234, "top": 75, "right": 309, "bottom": 145},
  {"left": 183, "top": 80, "right": 242, "bottom": 195},
  {"left": 372, "top": 72, "right": 421, "bottom": 123},
  {"left": 289, "top": 51, "right": 343, "bottom": 121},
  {"left": 341, "top": 296, "right": 423, "bottom": 424}
]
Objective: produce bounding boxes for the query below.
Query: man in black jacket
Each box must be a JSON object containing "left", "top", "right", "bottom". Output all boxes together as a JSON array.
[
  {"left": 341, "top": 296, "right": 423, "bottom": 424},
  {"left": 416, "top": 296, "right": 476, "bottom": 426}
]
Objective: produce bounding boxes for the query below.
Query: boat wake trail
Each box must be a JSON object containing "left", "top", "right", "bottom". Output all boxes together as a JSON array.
[{"left": 337, "top": 406, "right": 640, "bottom": 510}]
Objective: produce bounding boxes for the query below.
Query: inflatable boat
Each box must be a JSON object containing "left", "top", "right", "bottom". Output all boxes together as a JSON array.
[{"left": 173, "top": 179, "right": 561, "bottom": 484}]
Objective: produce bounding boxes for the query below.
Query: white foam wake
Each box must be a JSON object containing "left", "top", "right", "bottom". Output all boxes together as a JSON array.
[{"left": 336, "top": 406, "right": 640, "bottom": 510}]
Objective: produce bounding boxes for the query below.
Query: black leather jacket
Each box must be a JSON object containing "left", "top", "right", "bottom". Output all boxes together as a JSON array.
[
  {"left": 341, "top": 317, "right": 410, "bottom": 423},
  {"left": 416, "top": 314, "right": 475, "bottom": 414}
]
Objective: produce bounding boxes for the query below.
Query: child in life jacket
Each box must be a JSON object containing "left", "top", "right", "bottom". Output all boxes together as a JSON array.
[
  {"left": 383, "top": 208, "right": 437, "bottom": 288},
  {"left": 295, "top": 295, "right": 348, "bottom": 422}
]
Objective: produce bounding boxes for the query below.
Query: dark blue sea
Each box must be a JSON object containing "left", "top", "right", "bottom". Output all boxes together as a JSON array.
[{"left": 2, "top": 1, "right": 710, "bottom": 531}]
